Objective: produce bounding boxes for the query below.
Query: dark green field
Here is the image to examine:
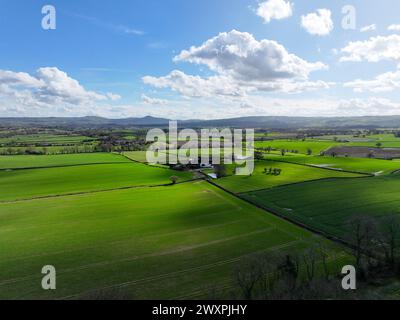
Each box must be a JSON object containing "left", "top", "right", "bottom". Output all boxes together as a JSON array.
[
  {"left": 241, "top": 175, "right": 400, "bottom": 238},
  {"left": 0, "top": 180, "right": 348, "bottom": 299}
]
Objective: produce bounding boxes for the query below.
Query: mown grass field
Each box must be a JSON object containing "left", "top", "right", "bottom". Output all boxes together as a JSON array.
[
  {"left": 0, "top": 181, "right": 349, "bottom": 299},
  {"left": 0, "top": 162, "right": 193, "bottom": 201},
  {"left": 241, "top": 175, "right": 400, "bottom": 239},
  {"left": 264, "top": 154, "right": 400, "bottom": 175},
  {"left": 0, "top": 153, "right": 129, "bottom": 169},
  {"left": 213, "top": 160, "right": 364, "bottom": 193}
]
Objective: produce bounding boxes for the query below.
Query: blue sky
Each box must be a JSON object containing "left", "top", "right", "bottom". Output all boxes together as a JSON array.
[{"left": 1, "top": 0, "right": 400, "bottom": 118}]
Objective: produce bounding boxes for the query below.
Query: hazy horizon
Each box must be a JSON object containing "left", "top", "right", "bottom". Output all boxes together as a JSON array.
[{"left": 1, "top": 1, "right": 400, "bottom": 119}]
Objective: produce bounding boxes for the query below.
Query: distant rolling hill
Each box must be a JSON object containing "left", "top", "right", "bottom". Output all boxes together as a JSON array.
[{"left": 1, "top": 115, "right": 400, "bottom": 129}]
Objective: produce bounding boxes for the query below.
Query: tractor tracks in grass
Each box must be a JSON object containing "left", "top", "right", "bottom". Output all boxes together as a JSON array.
[
  {"left": 59, "top": 240, "right": 300, "bottom": 300},
  {"left": 173, "top": 251, "right": 350, "bottom": 300},
  {"left": 1, "top": 220, "right": 247, "bottom": 265},
  {"left": 0, "top": 228, "right": 276, "bottom": 288},
  {"left": 205, "top": 179, "right": 357, "bottom": 252}
]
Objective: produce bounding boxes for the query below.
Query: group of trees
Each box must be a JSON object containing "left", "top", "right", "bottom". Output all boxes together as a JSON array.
[
  {"left": 0, "top": 145, "right": 96, "bottom": 155},
  {"left": 346, "top": 215, "right": 400, "bottom": 281},
  {"left": 208, "top": 215, "right": 400, "bottom": 300},
  {"left": 263, "top": 168, "right": 282, "bottom": 176},
  {"left": 258, "top": 147, "right": 300, "bottom": 156},
  {"left": 224, "top": 246, "right": 350, "bottom": 300}
]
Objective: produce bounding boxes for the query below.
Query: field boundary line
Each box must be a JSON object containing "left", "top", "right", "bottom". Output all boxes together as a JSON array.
[
  {"left": 119, "top": 152, "right": 174, "bottom": 171},
  {"left": 257, "top": 158, "right": 374, "bottom": 176},
  {"left": 205, "top": 180, "right": 357, "bottom": 252},
  {"left": 0, "top": 179, "right": 202, "bottom": 204},
  {"left": 0, "top": 161, "right": 132, "bottom": 172},
  {"left": 236, "top": 175, "right": 374, "bottom": 195}
]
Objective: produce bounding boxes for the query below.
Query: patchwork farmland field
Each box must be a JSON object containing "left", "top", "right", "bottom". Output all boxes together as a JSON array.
[
  {"left": 0, "top": 153, "right": 129, "bottom": 169},
  {"left": 123, "top": 151, "right": 149, "bottom": 163},
  {"left": 255, "top": 134, "right": 400, "bottom": 155},
  {"left": 214, "top": 160, "right": 364, "bottom": 193},
  {"left": 241, "top": 175, "right": 400, "bottom": 239},
  {"left": 0, "top": 162, "right": 193, "bottom": 201},
  {"left": 0, "top": 134, "right": 96, "bottom": 144},
  {"left": 254, "top": 140, "right": 339, "bottom": 154},
  {"left": 265, "top": 154, "right": 400, "bottom": 175},
  {"left": 0, "top": 180, "right": 348, "bottom": 299},
  {"left": 2, "top": 133, "right": 399, "bottom": 300}
]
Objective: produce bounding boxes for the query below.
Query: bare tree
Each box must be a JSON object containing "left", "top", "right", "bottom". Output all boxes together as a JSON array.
[
  {"left": 377, "top": 216, "right": 400, "bottom": 267},
  {"left": 233, "top": 256, "right": 263, "bottom": 300},
  {"left": 346, "top": 215, "right": 379, "bottom": 278},
  {"left": 303, "top": 248, "right": 317, "bottom": 283}
]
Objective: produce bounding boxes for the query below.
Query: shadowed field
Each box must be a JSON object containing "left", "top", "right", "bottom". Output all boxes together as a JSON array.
[{"left": 0, "top": 181, "right": 348, "bottom": 299}]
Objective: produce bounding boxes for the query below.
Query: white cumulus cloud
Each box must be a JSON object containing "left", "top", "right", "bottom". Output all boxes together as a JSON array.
[
  {"left": 340, "top": 34, "right": 400, "bottom": 63},
  {"left": 301, "top": 9, "right": 333, "bottom": 36},
  {"left": 174, "top": 30, "right": 327, "bottom": 82},
  {"left": 344, "top": 70, "right": 400, "bottom": 93},
  {"left": 144, "top": 30, "right": 329, "bottom": 98},
  {"left": 256, "top": 0, "right": 293, "bottom": 24},
  {"left": 0, "top": 67, "right": 119, "bottom": 116},
  {"left": 388, "top": 24, "right": 400, "bottom": 31}
]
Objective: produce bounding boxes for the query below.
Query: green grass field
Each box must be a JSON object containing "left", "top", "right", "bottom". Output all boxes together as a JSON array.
[
  {"left": 0, "top": 162, "right": 194, "bottom": 201},
  {"left": 0, "top": 181, "right": 348, "bottom": 299},
  {"left": 255, "top": 140, "right": 339, "bottom": 154},
  {"left": 0, "top": 153, "right": 129, "bottom": 169},
  {"left": 0, "top": 134, "right": 96, "bottom": 144},
  {"left": 265, "top": 154, "right": 400, "bottom": 175},
  {"left": 123, "top": 151, "right": 149, "bottom": 163},
  {"left": 213, "top": 160, "right": 363, "bottom": 193},
  {"left": 241, "top": 175, "right": 400, "bottom": 238},
  {"left": 312, "top": 134, "right": 400, "bottom": 148},
  {"left": 255, "top": 134, "right": 400, "bottom": 155}
]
